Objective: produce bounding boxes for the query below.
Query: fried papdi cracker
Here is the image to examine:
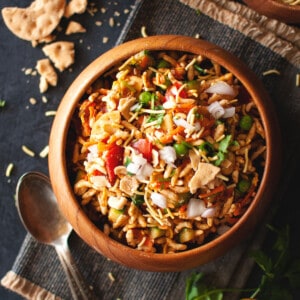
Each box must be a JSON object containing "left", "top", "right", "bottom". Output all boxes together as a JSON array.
[
  {"left": 1, "top": 0, "right": 66, "bottom": 41},
  {"left": 42, "top": 41, "right": 75, "bottom": 72},
  {"left": 65, "top": 21, "right": 86, "bottom": 35},
  {"left": 64, "top": 0, "right": 87, "bottom": 18},
  {"left": 36, "top": 58, "right": 58, "bottom": 93}
]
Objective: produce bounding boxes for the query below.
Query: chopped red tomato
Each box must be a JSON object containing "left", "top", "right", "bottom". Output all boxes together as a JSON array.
[
  {"left": 105, "top": 143, "right": 124, "bottom": 185},
  {"left": 140, "top": 55, "right": 153, "bottom": 69},
  {"left": 132, "top": 139, "right": 152, "bottom": 162},
  {"left": 164, "top": 82, "right": 188, "bottom": 103}
]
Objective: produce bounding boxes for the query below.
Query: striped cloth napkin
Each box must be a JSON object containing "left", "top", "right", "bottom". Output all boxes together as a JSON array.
[{"left": 2, "top": 0, "right": 299, "bottom": 299}]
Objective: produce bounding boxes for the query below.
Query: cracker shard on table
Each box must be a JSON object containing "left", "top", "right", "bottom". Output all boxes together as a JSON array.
[
  {"left": 64, "top": 0, "right": 88, "bottom": 18},
  {"left": 188, "top": 162, "right": 221, "bottom": 194},
  {"left": 36, "top": 58, "right": 58, "bottom": 93},
  {"left": 1, "top": 0, "right": 66, "bottom": 41},
  {"left": 42, "top": 41, "right": 75, "bottom": 72},
  {"left": 66, "top": 21, "right": 86, "bottom": 35}
]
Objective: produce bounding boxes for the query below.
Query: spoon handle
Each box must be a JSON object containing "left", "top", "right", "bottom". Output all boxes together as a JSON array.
[{"left": 55, "top": 244, "right": 97, "bottom": 300}]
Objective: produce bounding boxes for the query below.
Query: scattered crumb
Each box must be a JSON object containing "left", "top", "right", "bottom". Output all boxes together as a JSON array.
[
  {"left": 102, "top": 37, "right": 109, "bottom": 44},
  {"left": 95, "top": 21, "right": 103, "bottom": 26},
  {"left": 296, "top": 74, "right": 300, "bottom": 87},
  {"left": 108, "top": 272, "right": 115, "bottom": 282},
  {"left": 114, "top": 11, "right": 120, "bottom": 17},
  {"left": 109, "top": 17, "right": 114, "bottom": 27},
  {"left": 23, "top": 68, "right": 37, "bottom": 76},
  {"left": 29, "top": 97, "right": 37, "bottom": 105},
  {"left": 65, "top": 21, "right": 86, "bottom": 35},
  {"left": 42, "top": 96, "right": 48, "bottom": 103},
  {"left": 87, "top": 3, "right": 98, "bottom": 16}
]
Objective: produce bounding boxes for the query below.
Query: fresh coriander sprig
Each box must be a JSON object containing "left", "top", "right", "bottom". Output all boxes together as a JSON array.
[
  {"left": 248, "top": 224, "right": 300, "bottom": 300},
  {"left": 185, "top": 272, "right": 253, "bottom": 300},
  {"left": 185, "top": 224, "right": 300, "bottom": 300}
]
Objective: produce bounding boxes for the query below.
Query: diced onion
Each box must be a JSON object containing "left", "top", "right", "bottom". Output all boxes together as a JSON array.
[
  {"left": 136, "top": 162, "right": 153, "bottom": 181},
  {"left": 163, "top": 99, "right": 176, "bottom": 109},
  {"left": 208, "top": 101, "right": 225, "bottom": 119},
  {"left": 126, "top": 152, "right": 153, "bottom": 181},
  {"left": 126, "top": 153, "right": 147, "bottom": 174},
  {"left": 201, "top": 207, "right": 217, "bottom": 218},
  {"left": 126, "top": 162, "right": 141, "bottom": 174},
  {"left": 87, "top": 144, "right": 99, "bottom": 162},
  {"left": 159, "top": 146, "right": 177, "bottom": 164},
  {"left": 130, "top": 103, "right": 140, "bottom": 111},
  {"left": 223, "top": 107, "right": 236, "bottom": 118},
  {"left": 151, "top": 192, "right": 167, "bottom": 209},
  {"left": 108, "top": 196, "right": 127, "bottom": 210},
  {"left": 173, "top": 118, "right": 195, "bottom": 131},
  {"left": 186, "top": 198, "right": 206, "bottom": 218},
  {"left": 133, "top": 154, "right": 147, "bottom": 166},
  {"left": 90, "top": 175, "right": 111, "bottom": 188},
  {"left": 205, "top": 81, "right": 236, "bottom": 96}
]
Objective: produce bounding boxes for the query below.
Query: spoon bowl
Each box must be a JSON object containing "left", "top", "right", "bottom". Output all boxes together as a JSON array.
[
  {"left": 16, "top": 172, "right": 72, "bottom": 244},
  {"left": 16, "top": 171, "right": 96, "bottom": 300}
]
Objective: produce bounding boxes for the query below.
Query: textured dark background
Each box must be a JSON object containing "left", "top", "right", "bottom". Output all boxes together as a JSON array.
[
  {"left": 0, "top": 1, "right": 137, "bottom": 299},
  {"left": 1, "top": 0, "right": 299, "bottom": 299}
]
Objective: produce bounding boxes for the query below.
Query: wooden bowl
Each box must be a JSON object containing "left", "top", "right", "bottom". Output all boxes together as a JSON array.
[
  {"left": 48, "top": 35, "right": 281, "bottom": 272},
  {"left": 243, "top": 0, "right": 300, "bottom": 24}
]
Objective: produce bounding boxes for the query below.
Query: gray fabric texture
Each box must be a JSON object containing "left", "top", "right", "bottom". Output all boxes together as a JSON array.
[{"left": 1, "top": 0, "right": 299, "bottom": 299}]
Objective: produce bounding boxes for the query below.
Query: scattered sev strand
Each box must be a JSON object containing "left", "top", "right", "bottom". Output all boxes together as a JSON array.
[
  {"left": 141, "top": 26, "right": 148, "bottom": 37},
  {"left": 108, "top": 272, "right": 115, "bottom": 282},
  {"left": 296, "top": 74, "right": 300, "bottom": 87},
  {"left": 5, "top": 163, "right": 14, "bottom": 177},
  {"left": 39, "top": 145, "right": 49, "bottom": 158},
  {"left": 21, "top": 145, "right": 35, "bottom": 157},
  {"left": 45, "top": 110, "right": 56, "bottom": 117},
  {"left": 262, "top": 69, "right": 281, "bottom": 76}
]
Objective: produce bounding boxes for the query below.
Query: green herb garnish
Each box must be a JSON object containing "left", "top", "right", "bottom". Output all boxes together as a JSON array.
[
  {"left": 0, "top": 100, "right": 6, "bottom": 108},
  {"left": 185, "top": 224, "right": 300, "bottom": 300}
]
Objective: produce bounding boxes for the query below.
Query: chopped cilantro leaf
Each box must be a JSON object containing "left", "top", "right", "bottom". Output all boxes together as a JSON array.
[{"left": 0, "top": 100, "right": 6, "bottom": 108}]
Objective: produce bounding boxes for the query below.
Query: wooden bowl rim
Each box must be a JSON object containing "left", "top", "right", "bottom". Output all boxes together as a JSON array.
[
  {"left": 243, "top": 0, "right": 300, "bottom": 23},
  {"left": 48, "top": 35, "right": 281, "bottom": 271}
]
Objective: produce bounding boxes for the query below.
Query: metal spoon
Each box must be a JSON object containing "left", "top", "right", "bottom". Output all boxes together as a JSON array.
[{"left": 16, "top": 171, "right": 97, "bottom": 300}]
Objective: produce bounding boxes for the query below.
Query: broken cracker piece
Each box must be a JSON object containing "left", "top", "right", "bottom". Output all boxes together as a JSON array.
[
  {"left": 36, "top": 58, "right": 58, "bottom": 86},
  {"left": 36, "top": 58, "right": 58, "bottom": 92},
  {"left": 32, "top": 34, "right": 56, "bottom": 47},
  {"left": 64, "top": 0, "right": 87, "bottom": 18},
  {"left": 66, "top": 21, "right": 86, "bottom": 35},
  {"left": 39, "top": 76, "right": 49, "bottom": 93},
  {"left": 1, "top": 0, "right": 66, "bottom": 41},
  {"left": 42, "top": 41, "right": 75, "bottom": 72}
]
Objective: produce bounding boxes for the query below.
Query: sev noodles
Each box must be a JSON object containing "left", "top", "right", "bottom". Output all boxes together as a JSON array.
[{"left": 70, "top": 50, "right": 266, "bottom": 253}]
